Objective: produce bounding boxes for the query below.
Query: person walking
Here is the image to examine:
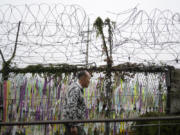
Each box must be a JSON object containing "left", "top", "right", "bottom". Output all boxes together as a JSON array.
[{"left": 63, "top": 70, "right": 91, "bottom": 135}]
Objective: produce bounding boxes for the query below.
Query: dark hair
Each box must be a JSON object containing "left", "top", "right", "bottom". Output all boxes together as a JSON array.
[{"left": 77, "top": 70, "right": 87, "bottom": 80}]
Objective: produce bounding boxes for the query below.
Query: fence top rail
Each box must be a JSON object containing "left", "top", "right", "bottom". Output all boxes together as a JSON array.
[
  {"left": 0, "top": 63, "right": 173, "bottom": 74},
  {"left": 1, "top": 116, "right": 180, "bottom": 126}
]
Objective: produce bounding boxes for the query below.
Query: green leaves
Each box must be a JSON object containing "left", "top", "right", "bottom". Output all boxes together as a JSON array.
[{"left": 93, "top": 17, "right": 104, "bottom": 38}]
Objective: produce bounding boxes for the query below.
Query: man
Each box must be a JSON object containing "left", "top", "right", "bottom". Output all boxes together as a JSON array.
[{"left": 63, "top": 70, "right": 91, "bottom": 135}]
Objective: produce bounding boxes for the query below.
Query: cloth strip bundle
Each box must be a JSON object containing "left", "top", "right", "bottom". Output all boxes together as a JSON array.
[{"left": 0, "top": 72, "right": 167, "bottom": 135}]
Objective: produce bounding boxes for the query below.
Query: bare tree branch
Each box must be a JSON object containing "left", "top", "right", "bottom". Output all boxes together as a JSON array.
[
  {"left": 0, "top": 49, "right": 5, "bottom": 63},
  {"left": 8, "top": 21, "right": 21, "bottom": 63}
]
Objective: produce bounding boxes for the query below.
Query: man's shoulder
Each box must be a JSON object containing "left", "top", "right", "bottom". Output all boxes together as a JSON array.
[
  {"left": 69, "top": 82, "right": 80, "bottom": 91},
  {"left": 66, "top": 82, "right": 81, "bottom": 96},
  {"left": 69, "top": 82, "right": 78, "bottom": 88}
]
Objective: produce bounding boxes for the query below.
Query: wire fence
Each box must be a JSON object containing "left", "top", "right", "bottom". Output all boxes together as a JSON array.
[
  {"left": 0, "top": 72, "right": 169, "bottom": 135},
  {"left": 0, "top": 72, "right": 167, "bottom": 121},
  {"left": 0, "top": 4, "right": 180, "bottom": 68},
  {"left": 0, "top": 3, "right": 180, "bottom": 135}
]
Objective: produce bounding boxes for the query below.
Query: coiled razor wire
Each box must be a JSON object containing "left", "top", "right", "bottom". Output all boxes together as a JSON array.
[{"left": 0, "top": 4, "right": 180, "bottom": 67}]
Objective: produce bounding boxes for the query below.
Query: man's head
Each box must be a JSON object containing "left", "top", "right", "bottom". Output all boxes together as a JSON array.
[{"left": 77, "top": 70, "right": 91, "bottom": 88}]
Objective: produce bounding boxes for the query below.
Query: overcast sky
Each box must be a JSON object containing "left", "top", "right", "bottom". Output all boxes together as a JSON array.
[{"left": 0, "top": 0, "right": 180, "bottom": 17}]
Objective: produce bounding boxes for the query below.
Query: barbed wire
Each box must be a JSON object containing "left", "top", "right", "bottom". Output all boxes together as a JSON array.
[
  {"left": 112, "top": 7, "right": 180, "bottom": 66},
  {"left": 0, "top": 4, "right": 180, "bottom": 69}
]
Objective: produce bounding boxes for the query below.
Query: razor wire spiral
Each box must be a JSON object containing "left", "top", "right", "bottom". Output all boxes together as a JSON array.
[{"left": 0, "top": 4, "right": 180, "bottom": 68}]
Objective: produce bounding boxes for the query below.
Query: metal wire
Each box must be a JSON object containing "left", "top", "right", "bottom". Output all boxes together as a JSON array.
[
  {"left": 0, "top": 116, "right": 180, "bottom": 126},
  {"left": 0, "top": 4, "right": 179, "bottom": 68}
]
